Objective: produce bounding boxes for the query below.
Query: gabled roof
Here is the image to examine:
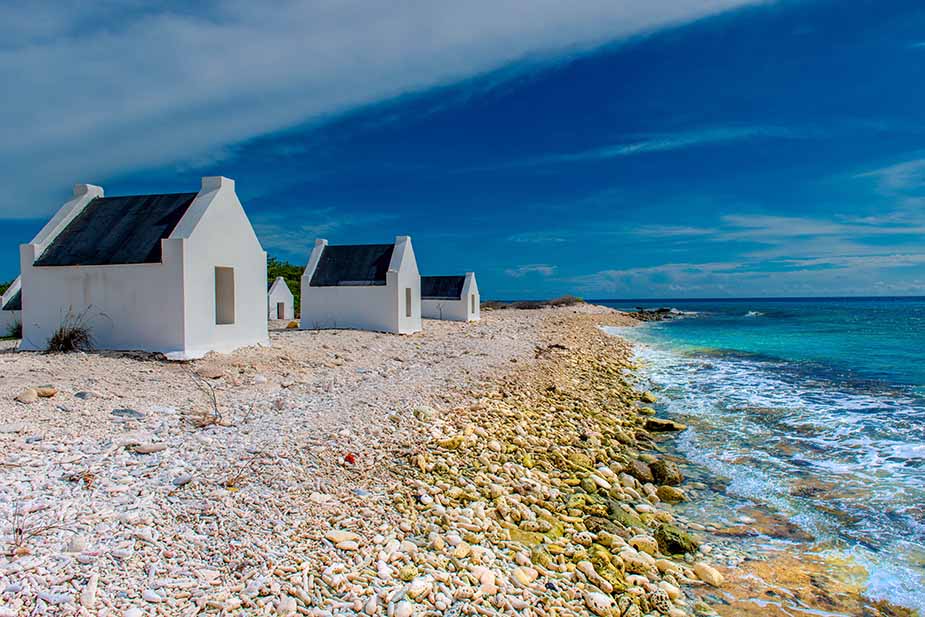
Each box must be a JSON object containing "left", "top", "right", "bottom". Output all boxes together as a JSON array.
[
  {"left": 34, "top": 193, "right": 198, "bottom": 266},
  {"left": 1, "top": 289, "right": 21, "bottom": 311},
  {"left": 421, "top": 275, "right": 466, "bottom": 300},
  {"left": 268, "top": 277, "right": 292, "bottom": 293},
  {"left": 309, "top": 244, "right": 394, "bottom": 287}
]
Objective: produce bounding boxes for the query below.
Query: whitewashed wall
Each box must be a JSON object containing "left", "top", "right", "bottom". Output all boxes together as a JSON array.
[
  {"left": 0, "top": 277, "right": 22, "bottom": 336},
  {"left": 173, "top": 177, "right": 269, "bottom": 359},
  {"left": 19, "top": 240, "right": 186, "bottom": 353},
  {"left": 421, "top": 272, "right": 480, "bottom": 322},
  {"left": 267, "top": 277, "right": 295, "bottom": 320},
  {"left": 300, "top": 236, "right": 421, "bottom": 334},
  {"left": 18, "top": 177, "right": 269, "bottom": 359}
]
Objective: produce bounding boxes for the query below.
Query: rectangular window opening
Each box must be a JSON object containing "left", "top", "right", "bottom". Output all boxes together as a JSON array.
[
  {"left": 405, "top": 287, "right": 412, "bottom": 318},
  {"left": 471, "top": 294, "right": 476, "bottom": 313},
  {"left": 215, "top": 266, "right": 235, "bottom": 325}
]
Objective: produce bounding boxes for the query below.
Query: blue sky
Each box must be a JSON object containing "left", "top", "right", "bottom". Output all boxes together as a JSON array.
[{"left": 1, "top": 0, "right": 924, "bottom": 298}]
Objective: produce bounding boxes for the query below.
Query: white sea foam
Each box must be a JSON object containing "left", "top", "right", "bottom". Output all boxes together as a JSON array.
[{"left": 603, "top": 327, "right": 925, "bottom": 613}]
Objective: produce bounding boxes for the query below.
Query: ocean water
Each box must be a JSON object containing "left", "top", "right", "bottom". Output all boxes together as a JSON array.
[{"left": 599, "top": 297, "right": 925, "bottom": 613}]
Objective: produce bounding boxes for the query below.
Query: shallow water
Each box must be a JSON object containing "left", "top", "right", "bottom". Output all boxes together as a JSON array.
[{"left": 600, "top": 297, "right": 925, "bottom": 614}]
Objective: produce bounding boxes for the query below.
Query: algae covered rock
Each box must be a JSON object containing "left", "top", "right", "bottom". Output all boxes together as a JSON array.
[
  {"left": 654, "top": 523, "right": 699, "bottom": 555},
  {"left": 650, "top": 460, "right": 683, "bottom": 486},
  {"left": 626, "top": 460, "right": 654, "bottom": 483},
  {"left": 656, "top": 485, "right": 687, "bottom": 504},
  {"left": 640, "top": 391, "right": 658, "bottom": 404},
  {"left": 645, "top": 417, "right": 687, "bottom": 432}
]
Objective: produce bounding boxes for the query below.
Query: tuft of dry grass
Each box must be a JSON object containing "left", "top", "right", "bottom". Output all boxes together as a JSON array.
[
  {"left": 186, "top": 366, "right": 225, "bottom": 428},
  {"left": 47, "top": 309, "right": 94, "bottom": 352}
]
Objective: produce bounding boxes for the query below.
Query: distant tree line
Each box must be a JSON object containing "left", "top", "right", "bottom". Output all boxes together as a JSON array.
[
  {"left": 268, "top": 256, "right": 302, "bottom": 316},
  {"left": 0, "top": 280, "right": 10, "bottom": 296}
]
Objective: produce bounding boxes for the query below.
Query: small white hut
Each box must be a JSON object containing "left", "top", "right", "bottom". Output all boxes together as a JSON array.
[
  {"left": 300, "top": 236, "right": 421, "bottom": 334},
  {"left": 421, "top": 273, "right": 480, "bottom": 322},
  {"left": 1, "top": 276, "right": 22, "bottom": 336},
  {"left": 268, "top": 277, "right": 295, "bottom": 321},
  {"left": 18, "top": 176, "right": 269, "bottom": 359}
]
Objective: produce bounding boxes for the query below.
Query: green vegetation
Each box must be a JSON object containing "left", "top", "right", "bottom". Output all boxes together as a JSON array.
[
  {"left": 482, "top": 295, "right": 584, "bottom": 311},
  {"left": 268, "top": 256, "right": 302, "bottom": 316},
  {"left": 3, "top": 319, "right": 22, "bottom": 340},
  {"left": 0, "top": 280, "right": 10, "bottom": 296}
]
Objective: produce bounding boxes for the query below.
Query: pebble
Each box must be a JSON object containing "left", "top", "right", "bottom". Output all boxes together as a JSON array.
[
  {"left": 172, "top": 473, "right": 193, "bottom": 487},
  {"left": 585, "top": 591, "right": 616, "bottom": 616},
  {"left": 80, "top": 574, "right": 99, "bottom": 608},
  {"left": 142, "top": 589, "right": 163, "bottom": 603},
  {"left": 15, "top": 388, "right": 38, "bottom": 404},
  {"left": 512, "top": 566, "right": 539, "bottom": 586},
  {"left": 325, "top": 530, "right": 359, "bottom": 544},
  {"left": 112, "top": 408, "right": 144, "bottom": 419},
  {"left": 693, "top": 562, "right": 725, "bottom": 587},
  {"left": 131, "top": 443, "right": 167, "bottom": 454},
  {"left": 66, "top": 535, "right": 87, "bottom": 553},
  {"left": 394, "top": 600, "right": 413, "bottom": 617}
]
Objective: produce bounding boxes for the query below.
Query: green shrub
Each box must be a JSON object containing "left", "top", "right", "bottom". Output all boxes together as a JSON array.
[
  {"left": 3, "top": 319, "right": 22, "bottom": 340},
  {"left": 547, "top": 295, "right": 584, "bottom": 307}
]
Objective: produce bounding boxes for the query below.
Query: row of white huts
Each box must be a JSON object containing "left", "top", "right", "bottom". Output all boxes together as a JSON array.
[{"left": 0, "top": 177, "right": 480, "bottom": 359}]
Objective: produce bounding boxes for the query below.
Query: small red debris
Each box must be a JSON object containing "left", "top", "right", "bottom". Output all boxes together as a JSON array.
[{"left": 344, "top": 453, "right": 356, "bottom": 465}]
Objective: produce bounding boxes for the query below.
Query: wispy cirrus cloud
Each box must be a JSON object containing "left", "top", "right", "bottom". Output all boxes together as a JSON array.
[
  {"left": 252, "top": 209, "right": 398, "bottom": 257},
  {"left": 508, "top": 231, "right": 569, "bottom": 243},
  {"left": 530, "top": 125, "right": 807, "bottom": 165},
  {"left": 857, "top": 158, "right": 925, "bottom": 192},
  {"left": 505, "top": 264, "right": 558, "bottom": 278}
]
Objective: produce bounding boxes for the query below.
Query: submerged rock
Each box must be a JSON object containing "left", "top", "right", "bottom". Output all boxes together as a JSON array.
[
  {"left": 656, "top": 485, "right": 687, "bottom": 503},
  {"left": 650, "top": 459, "right": 683, "bottom": 486},
  {"left": 645, "top": 417, "right": 687, "bottom": 432}
]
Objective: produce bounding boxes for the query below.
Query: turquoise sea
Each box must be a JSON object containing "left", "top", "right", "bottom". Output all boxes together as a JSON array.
[{"left": 599, "top": 297, "right": 925, "bottom": 613}]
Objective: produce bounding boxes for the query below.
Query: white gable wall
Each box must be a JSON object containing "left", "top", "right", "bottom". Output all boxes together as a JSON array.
[
  {"left": 300, "top": 236, "right": 421, "bottom": 334},
  {"left": 421, "top": 272, "right": 480, "bottom": 322},
  {"left": 18, "top": 177, "right": 268, "bottom": 359},
  {"left": 392, "top": 236, "right": 422, "bottom": 334},
  {"left": 177, "top": 177, "right": 269, "bottom": 359},
  {"left": 0, "top": 277, "right": 22, "bottom": 335},
  {"left": 268, "top": 277, "right": 295, "bottom": 320}
]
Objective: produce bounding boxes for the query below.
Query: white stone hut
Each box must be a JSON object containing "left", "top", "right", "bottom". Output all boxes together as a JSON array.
[
  {"left": 421, "top": 272, "right": 480, "bottom": 322},
  {"left": 1, "top": 276, "right": 22, "bottom": 335},
  {"left": 18, "top": 176, "right": 269, "bottom": 359},
  {"left": 268, "top": 276, "right": 295, "bottom": 321},
  {"left": 300, "top": 236, "right": 421, "bottom": 334}
]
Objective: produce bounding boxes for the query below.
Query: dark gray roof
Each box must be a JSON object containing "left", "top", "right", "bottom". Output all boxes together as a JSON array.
[
  {"left": 309, "top": 244, "right": 394, "bottom": 287},
  {"left": 34, "top": 193, "right": 198, "bottom": 266},
  {"left": 421, "top": 275, "right": 465, "bottom": 300},
  {"left": 1, "top": 289, "right": 21, "bottom": 311}
]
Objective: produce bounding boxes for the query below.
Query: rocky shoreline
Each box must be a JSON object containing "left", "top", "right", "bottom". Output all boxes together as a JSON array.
[{"left": 0, "top": 306, "right": 912, "bottom": 616}]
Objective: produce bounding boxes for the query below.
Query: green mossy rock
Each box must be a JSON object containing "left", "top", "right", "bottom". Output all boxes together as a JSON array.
[{"left": 654, "top": 523, "right": 699, "bottom": 555}]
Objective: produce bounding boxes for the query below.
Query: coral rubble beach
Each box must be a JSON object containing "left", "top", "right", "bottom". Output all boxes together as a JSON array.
[{"left": 0, "top": 305, "right": 915, "bottom": 615}]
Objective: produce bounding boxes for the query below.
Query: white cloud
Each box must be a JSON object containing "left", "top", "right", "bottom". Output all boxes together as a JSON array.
[
  {"left": 569, "top": 254, "right": 925, "bottom": 297},
  {"left": 532, "top": 125, "right": 806, "bottom": 164},
  {"left": 252, "top": 209, "right": 398, "bottom": 256},
  {"left": 505, "top": 264, "right": 557, "bottom": 278},
  {"left": 857, "top": 158, "right": 925, "bottom": 192},
  {"left": 0, "top": 0, "right": 757, "bottom": 218},
  {"left": 508, "top": 231, "right": 569, "bottom": 243}
]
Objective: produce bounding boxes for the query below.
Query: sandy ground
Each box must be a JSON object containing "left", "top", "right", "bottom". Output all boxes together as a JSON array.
[{"left": 0, "top": 305, "right": 624, "bottom": 615}]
